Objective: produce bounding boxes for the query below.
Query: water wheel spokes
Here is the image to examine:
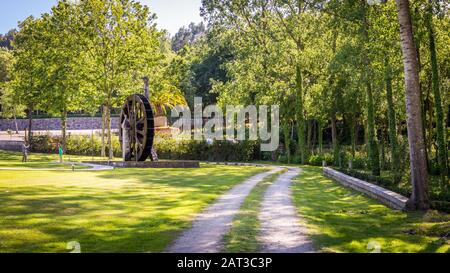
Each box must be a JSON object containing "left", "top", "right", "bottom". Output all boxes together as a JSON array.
[{"left": 119, "top": 94, "right": 155, "bottom": 162}]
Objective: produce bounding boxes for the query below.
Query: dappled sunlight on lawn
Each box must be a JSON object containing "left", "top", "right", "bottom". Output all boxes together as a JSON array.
[
  {"left": 0, "top": 162, "right": 266, "bottom": 253},
  {"left": 291, "top": 166, "right": 449, "bottom": 253}
]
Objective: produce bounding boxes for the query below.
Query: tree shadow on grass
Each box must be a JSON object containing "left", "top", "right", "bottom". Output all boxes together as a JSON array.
[
  {"left": 0, "top": 165, "right": 263, "bottom": 253},
  {"left": 292, "top": 166, "right": 449, "bottom": 253}
]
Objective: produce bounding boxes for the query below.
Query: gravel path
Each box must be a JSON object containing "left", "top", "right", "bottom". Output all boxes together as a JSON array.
[
  {"left": 258, "top": 167, "right": 314, "bottom": 253},
  {"left": 167, "top": 167, "right": 282, "bottom": 253}
]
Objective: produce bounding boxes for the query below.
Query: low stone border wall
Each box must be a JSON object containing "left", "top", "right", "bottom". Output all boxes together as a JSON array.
[{"left": 323, "top": 167, "right": 408, "bottom": 210}]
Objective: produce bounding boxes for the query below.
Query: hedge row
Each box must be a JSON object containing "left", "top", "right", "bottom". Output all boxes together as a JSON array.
[{"left": 30, "top": 134, "right": 263, "bottom": 162}]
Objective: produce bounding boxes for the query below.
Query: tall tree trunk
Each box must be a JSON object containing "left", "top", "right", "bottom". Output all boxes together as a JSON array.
[
  {"left": 366, "top": 82, "right": 380, "bottom": 175},
  {"left": 380, "top": 136, "right": 386, "bottom": 170},
  {"left": 61, "top": 110, "right": 67, "bottom": 150},
  {"left": 318, "top": 119, "right": 323, "bottom": 156},
  {"left": 13, "top": 108, "right": 19, "bottom": 134},
  {"left": 106, "top": 105, "right": 113, "bottom": 160},
  {"left": 283, "top": 123, "right": 291, "bottom": 164},
  {"left": 425, "top": 85, "right": 433, "bottom": 159},
  {"left": 307, "top": 120, "right": 312, "bottom": 154},
  {"left": 395, "top": 0, "right": 430, "bottom": 210},
  {"left": 385, "top": 59, "right": 400, "bottom": 180},
  {"left": 27, "top": 107, "right": 33, "bottom": 144},
  {"left": 101, "top": 105, "right": 107, "bottom": 157},
  {"left": 364, "top": 118, "right": 368, "bottom": 156},
  {"left": 311, "top": 120, "right": 317, "bottom": 154},
  {"left": 415, "top": 34, "right": 431, "bottom": 172},
  {"left": 350, "top": 116, "right": 356, "bottom": 158},
  {"left": 361, "top": 0, "right": 380, "bottom": 176},
  {"left": 426, "top": 0, "right": 448, "bottom": 187},
  {"left": 331, "top": 113, "right": 339, "bottom": 166},
  {"left": 296, "top": 64, "right": 306, "bottom": 164}
]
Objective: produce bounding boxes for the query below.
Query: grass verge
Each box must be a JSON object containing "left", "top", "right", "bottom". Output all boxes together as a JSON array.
[
  {"left": 0, "top": 151, "right": 97, "bottom": 170},
  {"left": 0, "top": 152, "right": 268, "bottom": 252},
  {"left": 291, "top": 166, "right": 450, "bottom": 253}
]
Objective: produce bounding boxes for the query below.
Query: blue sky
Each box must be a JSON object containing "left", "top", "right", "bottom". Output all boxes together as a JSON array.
[{"left": 0, "top": 0, "right": 203, "bottom": 35}]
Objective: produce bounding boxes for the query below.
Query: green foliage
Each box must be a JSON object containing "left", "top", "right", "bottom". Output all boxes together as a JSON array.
[
  {"left": 30, "top": 133, "right": 262, "bottom": 162},
  {"left": 351, "top": 155, "right": 368, "bottom": 170},
  {"left": 4, "top": 0, "right": 187, "bottom": 156},
  {"left": 0, "top": 48, "right": 13, "bottom": 83},
  {"left": 30, "top": 134, "right": 121, "bottom": 157},
  {"left": 277, "top": 155, "right": 288, "bottom": 164},
  {"left": 0, "top": 154, "right": 265, "bottom": 252},
  {"left": 292, "top": 166, "right": 450, "bottom": 252},
  {"left": 155, "top": 135, "right": 260, "bottom": 162},
  {"left": 307, "top": 153, "right": 334, "bottom": 166},
  {"left": 335, "top": 167, "right": 449, "bottom": 212}
]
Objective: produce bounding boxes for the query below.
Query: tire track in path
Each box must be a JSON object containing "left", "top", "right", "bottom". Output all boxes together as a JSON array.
[
  {"left": 167, "top": 167, "right": 282, "bottom": 253},
  {"left": 258, "top": 167, "right": 314, "bottom": 253}
]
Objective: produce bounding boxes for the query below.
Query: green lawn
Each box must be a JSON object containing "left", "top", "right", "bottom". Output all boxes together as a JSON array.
[
  {"left": 292, "top": 166, "right": 450, "bottom": 253},
  {"left": 0, "top": 151, "right": 95, "bottom": 170},
  {"left": 223, "top": 170, "right": 285, "bottom": 252},
  {"left": 0, "top": 154, "right": 267, "bottom": 253}
]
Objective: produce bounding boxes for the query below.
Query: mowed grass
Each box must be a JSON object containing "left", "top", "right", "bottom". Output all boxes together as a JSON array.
[
  {"left": 223, "top": 170, "right": 285, "bottom": 252},
  {"left": 292, "top": 166, "right": 450, "bottom": 253},
  {"left": 0, "top": 151, "right": 95, "bottom": 170},
  {"left": 0, "top": 157, "right": 267, "bottom": 253}
]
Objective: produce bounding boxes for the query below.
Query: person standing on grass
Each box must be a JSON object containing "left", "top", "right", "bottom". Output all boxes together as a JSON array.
[
  {"left": 22, "top": 141, "right": 30, "bottom": 163},
  {"left": 58, "top": 143, "right": 64, "bottom": 163}
]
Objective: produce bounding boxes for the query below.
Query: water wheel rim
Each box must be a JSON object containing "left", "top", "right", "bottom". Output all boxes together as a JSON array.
[{"left": 119, "top": 94, "right": 154, "bottom": 161}]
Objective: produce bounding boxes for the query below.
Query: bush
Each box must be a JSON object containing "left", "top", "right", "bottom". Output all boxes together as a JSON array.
[
  {"left": 31, "top": 134, "right": 122, "bottom": 157},
  {"left": 154, "top": 134, "right": 261, "bottom": 162},
  {"left": 278, "top": 155, "right": 288, "bottom": 164},
  {"left": 350, "top": 155, "right": 367, "bottom": 169},
  {"left": 30, "top": 133, "right": 263, "bottom": 162},
  {"left": 431, "top": 201, "right": 450, "bottom": 213},
  {"left": 292, "top": 155, "right": 302, "bottom": 164},
  {"left": 308, "top": 155, "right": 323, "bottom": 166},
  {"left": 307, "top": 153, "right": 334, "bottom": 166}
]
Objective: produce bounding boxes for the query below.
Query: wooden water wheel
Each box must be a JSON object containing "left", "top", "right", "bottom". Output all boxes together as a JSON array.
[{"left": 119, "top": 94, "right": 155, "bottom": 161}]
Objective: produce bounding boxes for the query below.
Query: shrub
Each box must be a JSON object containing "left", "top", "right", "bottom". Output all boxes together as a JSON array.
[
  {"left": 278, "top": 155, "right": 288, "bottom": 164},
  {"left": 323, "top": 153, "right": 334, "bottom": 166},
  {"left": 350, "top": 155, "right": 367, "bottom": 169},
  {"left": 292, "top": 155, "right": 302, "bottom": 164},
  {"left": 308, "top": 155, "right": 323, "bottom": 166},
  {"left": 153, "top": 135, "right": 261, "bottom": 162},
  {"left": 431, "top": 201, "right": 450, "bottom": 213},
  {"left": 31, "top": 133, "right": 262, "bottom": 162},
  {"left": 306, "top": 153, "right": 334, "bottom": 166},
  {"left": 31, "top": 134, "right": 122, "bottom": 157}
]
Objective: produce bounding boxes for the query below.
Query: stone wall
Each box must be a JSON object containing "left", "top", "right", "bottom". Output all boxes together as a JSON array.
[
  {"left": 323, "top": 167, "right": 408, "bottom": 210},
  {"left": 0, "top": 117, "right": 120, "bottom": 131}
]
